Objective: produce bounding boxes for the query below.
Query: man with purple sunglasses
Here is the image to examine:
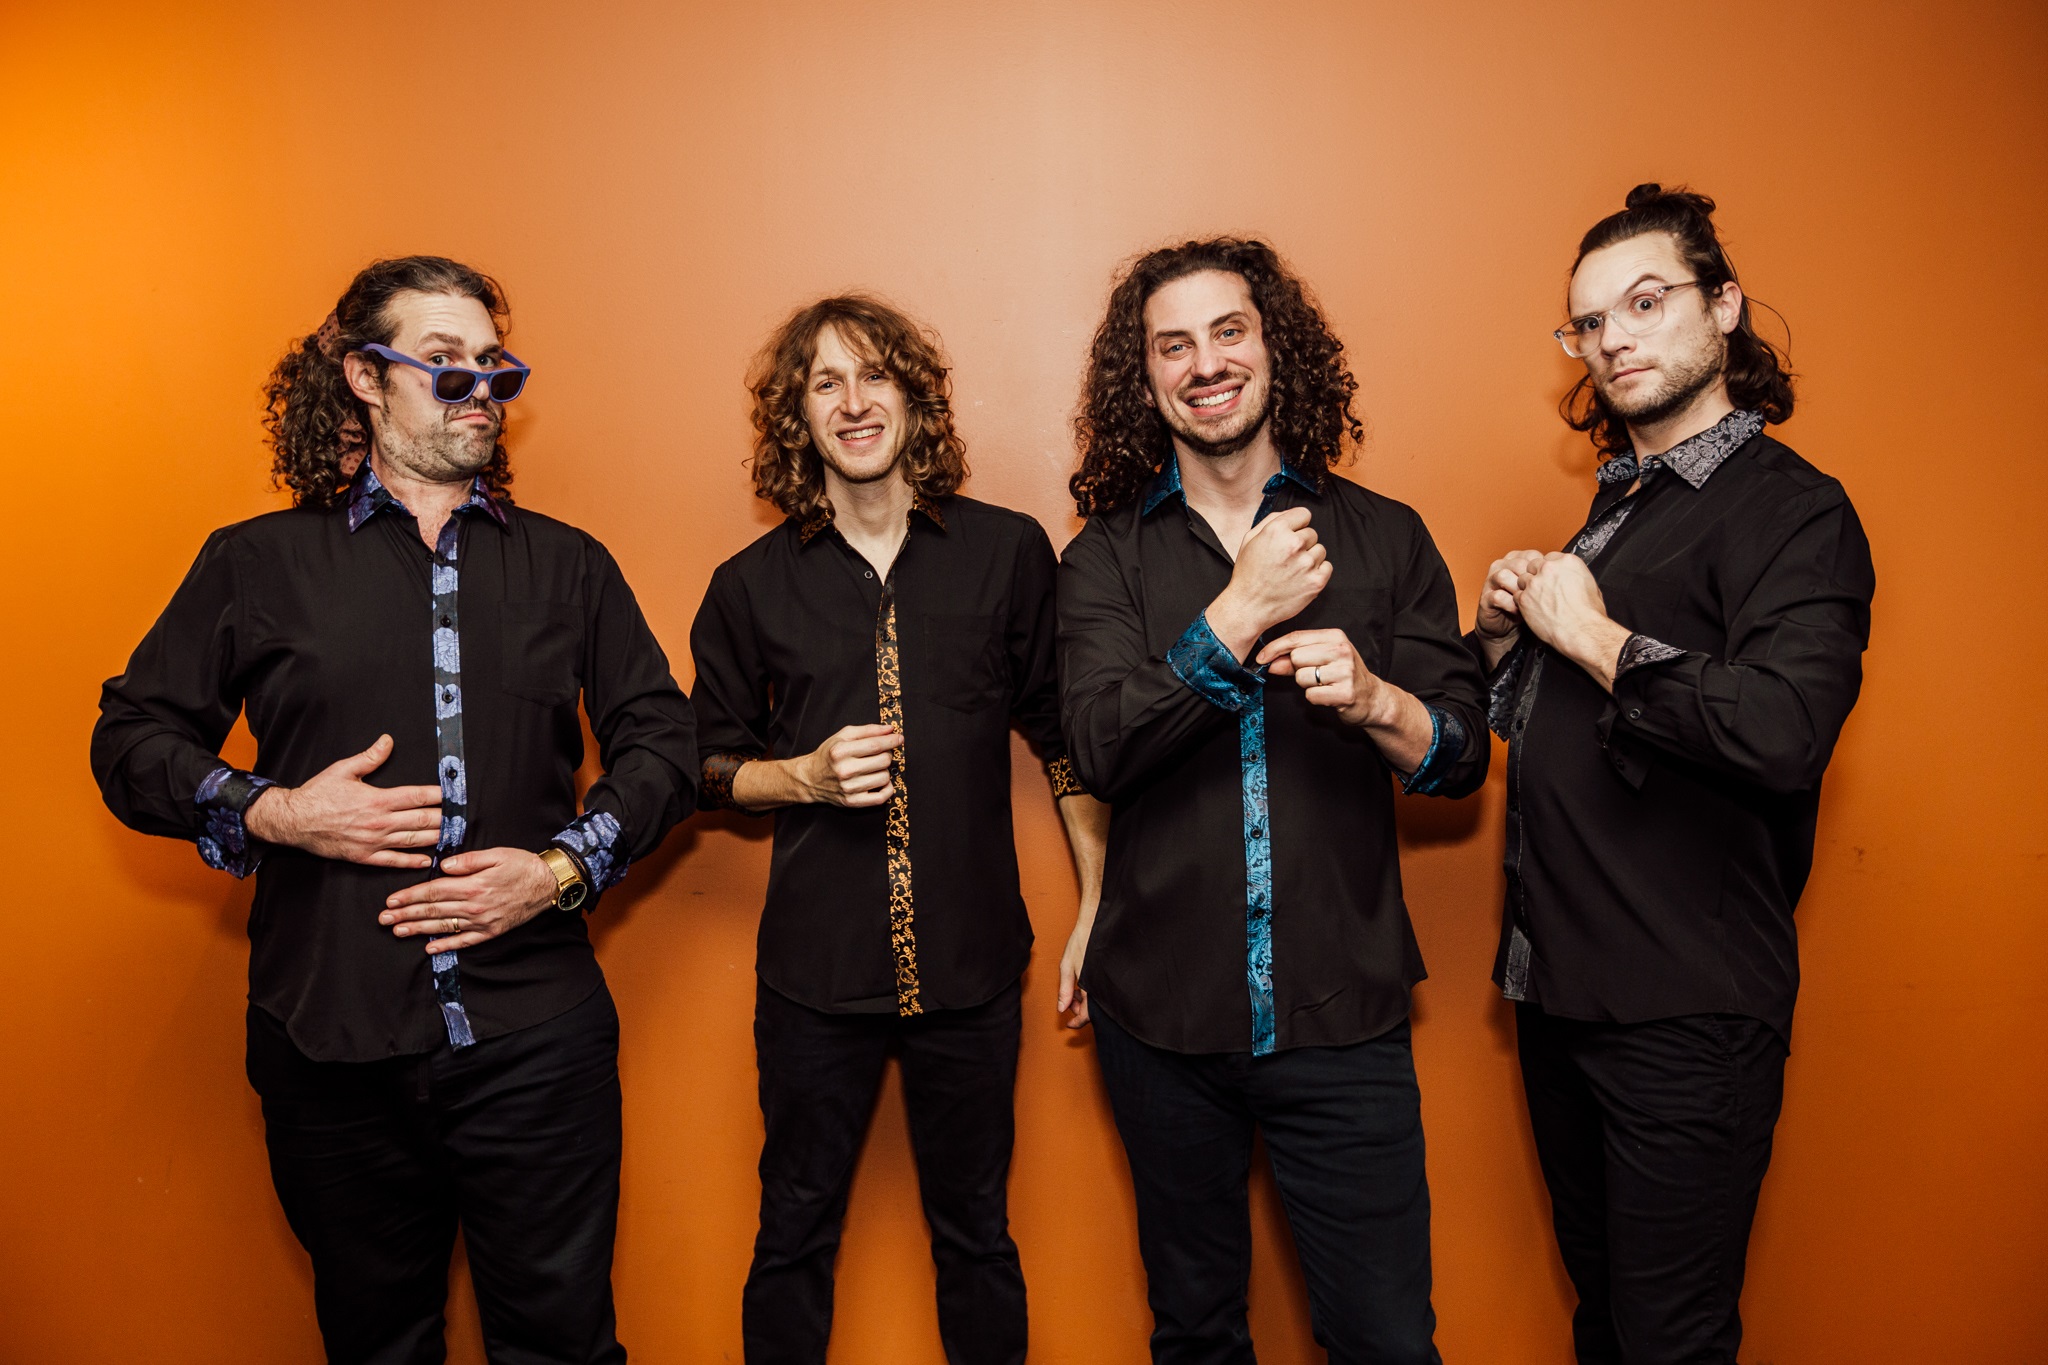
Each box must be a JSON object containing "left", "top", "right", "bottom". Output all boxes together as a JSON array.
[{"left": 92, "top": 255, "right": 697, "bottom": 1363}]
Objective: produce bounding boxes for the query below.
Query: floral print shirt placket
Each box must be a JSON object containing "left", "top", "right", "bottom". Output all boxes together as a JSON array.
[
  {"left": 1489, "top": 407, "right": 1765, "bottom": 999},
  {"left": 1154, "top": 457, "right": 1465, "bottom": 1058}
]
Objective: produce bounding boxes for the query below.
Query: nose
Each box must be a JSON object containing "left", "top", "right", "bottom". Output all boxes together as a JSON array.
[
  {"left": 1596, "top": 313, "right": 1635, "bottom": 359},
  {"left": 1188, "top": 340, "right": 1230, "bottom": 384}
]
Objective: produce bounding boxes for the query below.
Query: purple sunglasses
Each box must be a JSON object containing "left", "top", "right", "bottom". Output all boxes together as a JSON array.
[{"left": 357, "top": 343, "right": 531, "bottom": 404}]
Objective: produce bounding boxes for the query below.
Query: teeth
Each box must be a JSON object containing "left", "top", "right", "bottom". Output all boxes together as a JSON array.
[
  {"left": 1188, "top": 390, "right": 1239, "bottom": 408},
  {"left": 841, "top": 426, "right": 883, "bottom": 440}
]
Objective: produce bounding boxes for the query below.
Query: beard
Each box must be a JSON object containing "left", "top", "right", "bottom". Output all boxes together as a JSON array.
[
  {"left": 1597, "top": 333, "right": 1727, "bottom": 428},
  {"left": 1157, "top": 375, "right": 1272, "bottom": 461},
  {"left": 379, "top": 402, "right": 501, "bottom": 481}
]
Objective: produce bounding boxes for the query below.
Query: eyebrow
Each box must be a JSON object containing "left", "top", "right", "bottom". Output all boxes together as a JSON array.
[
  {"left": 1572, "top": 274, "right": 1671, "bottom": 318},
  {"left": 416, "top": 331, "right": 499, "bottom": 355}
]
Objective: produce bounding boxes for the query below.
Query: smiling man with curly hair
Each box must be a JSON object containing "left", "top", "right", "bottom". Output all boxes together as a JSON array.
[
  {"left": 689, "top": 294, "right": 1108, "bottom": 1365},
  {"left": 1057, "top": 239, "right": 1487, "bottom": 1364}
]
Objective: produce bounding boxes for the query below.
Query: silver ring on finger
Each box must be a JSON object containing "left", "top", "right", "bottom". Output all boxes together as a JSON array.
[{"left": 1312, "top": 666, "right": 1323, "bottom": 686}]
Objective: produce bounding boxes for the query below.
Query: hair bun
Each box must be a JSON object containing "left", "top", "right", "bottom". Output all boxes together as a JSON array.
[{"left": 1625, "top": 181, "right": 1716, "bottom": 217}]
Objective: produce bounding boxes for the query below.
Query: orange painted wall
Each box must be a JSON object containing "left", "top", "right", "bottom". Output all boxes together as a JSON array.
[{"left": 3, "top": 2, "right": 2043, "bottom": 1360}]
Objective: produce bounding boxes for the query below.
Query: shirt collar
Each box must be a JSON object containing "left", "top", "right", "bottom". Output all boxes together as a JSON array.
[
  {"left": 1140, "top": 450, "right": 1318, "bottom": 517},
  {"left": 1597, "top": 408, "right": 1765, "bottom": 491},
  {"left": 796, "top": 492, "right": 948, "bottom": 546},
  {"left": 345, "top": 464, "right": 508, "bottom": 534}
]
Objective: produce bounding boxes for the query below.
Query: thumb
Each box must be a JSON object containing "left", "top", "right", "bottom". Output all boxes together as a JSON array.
[{"left": 336, "top": 734, "right": 394, "bottom": 779}]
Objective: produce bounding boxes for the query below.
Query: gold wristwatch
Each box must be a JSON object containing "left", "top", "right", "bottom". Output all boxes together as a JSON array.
[{"left": 538, "top": 846, "right": 590, "bottom": 913}]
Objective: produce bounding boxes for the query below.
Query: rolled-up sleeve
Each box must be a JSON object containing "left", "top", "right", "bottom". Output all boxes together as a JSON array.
[
  {"left": 1056, "top": 523, "right": 1241, "bottom": 803},
  {"left": 688, "top": 562, "right": 772, "bottom": 813},
  {"left": 572, "top": 544, "right": 698, "bottom": 878},
  {"left": 1004, "top": 522, "right": 1087, "bottom": 798},
  {"left": 1607, "top": 490, "right": 1873, "bottom": 794}
]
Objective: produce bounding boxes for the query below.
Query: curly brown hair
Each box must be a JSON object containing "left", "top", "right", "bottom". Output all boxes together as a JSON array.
[
  {"left": 262, "top": 256, "right": 515, "bottom": 510},
  {"left": 1563, "top": 184, "right": 1796, "bottom": 457},
  {"left": 746, "top": 295, "right": 969, "bottom": 520},
  {"left": 1069, "top": 237, "right": 1364, "bottom": 518}
]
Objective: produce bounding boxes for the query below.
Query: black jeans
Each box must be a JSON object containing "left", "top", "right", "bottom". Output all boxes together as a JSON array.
[
  {"left": 246, "top": 985, "right": 626, "bottom": 1365},
  {"left": 742, "top": 978, "right": 1026, "bottom": 1365},
  {"left": 1091, "top": 1008, "right": 1440, "bottom": 1365},
  {"left": 1516, "top": 1005, "right": 1789, "bottom": 1365}
]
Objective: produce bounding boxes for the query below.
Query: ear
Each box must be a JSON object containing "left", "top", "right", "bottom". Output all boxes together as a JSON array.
[
  {"left": 1710, "top": 280, "right": 1743, "bottom": 337},
  {"left": 1139, "top": 379, "right": 1157, "bottom": 411},
  {"left": 342, "top": 350, "right": 386, "bottom": 410}
]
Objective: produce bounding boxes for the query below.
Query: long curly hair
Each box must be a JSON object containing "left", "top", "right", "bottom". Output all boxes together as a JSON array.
[
  {"left": 1069, "top": 237, "right": 1363, "bottom": 518},
  {"left": 746, "top": 295, "right": 969, "bottom": 520},
  {"left": 262, "top": 256, "right": 515, "bottom": 510},
  {"left": 1563, "top": 184, "right": 1796, "bottom": 456}
]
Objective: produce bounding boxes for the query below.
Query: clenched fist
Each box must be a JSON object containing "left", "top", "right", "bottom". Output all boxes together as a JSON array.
[{"left": 1207, "top": 507, "right": 1332, "bottom": 658}]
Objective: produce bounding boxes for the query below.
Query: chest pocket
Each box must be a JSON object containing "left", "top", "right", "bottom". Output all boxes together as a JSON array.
[
  {"left": 914, "top": 613, "right": 1005, "bottom": 714},
  {"left": 498, "top": 600, "right": 583, "bottom": 706}
]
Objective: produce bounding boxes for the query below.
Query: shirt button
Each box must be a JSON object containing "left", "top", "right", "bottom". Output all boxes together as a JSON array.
[
  {"left": 440, "top": 615, "right": 452, "bottom": 627},
  {"left": 443, "top": 689, "right": 453, "bottom": 703},
  {"left": 1627, "top": 708, "right": 1643, "bottom": 721},
  {"left": 865, "top": 570, "right": 874, "bottom": 578}
]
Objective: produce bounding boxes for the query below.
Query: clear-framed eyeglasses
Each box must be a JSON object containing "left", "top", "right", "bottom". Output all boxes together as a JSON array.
[{"left": 1553, "top": 280, "right": 1702, "bottom": 359}]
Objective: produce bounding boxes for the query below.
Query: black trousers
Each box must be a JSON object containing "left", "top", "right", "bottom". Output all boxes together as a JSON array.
[
  {"left": 1516, "top": 1004, "right": 1789, "bottom": 1365},
  {"left": 1091, "top": 1008, "right": 1440, "bottom": 1365},
  {"left": 246, "top": 986, "right": 627, "bottom": 1365},
  {"left": 742, "top": 977, "right": 1026, "bottom": 1365}
]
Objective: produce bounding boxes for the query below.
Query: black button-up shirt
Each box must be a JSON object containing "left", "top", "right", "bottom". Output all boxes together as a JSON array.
[
  {"left": 1057, "top": 459, "right": 1488, "bottom": 1055},
  {"left": 1478, "top": 415, "right": 1874, "bottom": 1039},
  {"left": 92, "top": 479, "right": 698, "bottom": 1062},
  {"left": 690, "top": 494, "right": 1082, "bottom": 1016}
]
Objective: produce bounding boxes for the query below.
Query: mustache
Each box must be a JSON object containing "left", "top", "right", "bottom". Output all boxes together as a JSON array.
[{"left": 444, "top": 400, "right": 500, "bottom": 427}]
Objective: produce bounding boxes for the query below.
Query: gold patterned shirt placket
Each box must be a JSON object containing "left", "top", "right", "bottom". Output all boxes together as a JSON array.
[{"left": 875, "top": 572, "right": 921, "bottom": 1016}]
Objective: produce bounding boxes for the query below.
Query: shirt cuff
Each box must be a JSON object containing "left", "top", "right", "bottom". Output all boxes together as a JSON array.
[
  {"left": 1400, "top": 705, "right": 1468, "bottom": 796},
  {"left": 698, "top": 751, "right": 757, "bottom": 813},
  {"left": 1166, "top": 612, "right": 1264, "bottom": 713},
  {"left": 1046, "top": 755, "right": 1087, "bottom": 800},
  {"left": 550, "top": 810, "right": 626, "bottom": 894},
  {"left": 1615, "top": 633, "right": 1688, "bottom": 678},
  {"left": 195, "top": 766, "right": 278, "bottom": 879}
]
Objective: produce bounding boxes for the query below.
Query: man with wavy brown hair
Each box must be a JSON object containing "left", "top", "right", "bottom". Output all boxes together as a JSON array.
[
  {"left": 92, "top": 255, "right": 697, "bottom": 1363},
  {"left": 689, "top": 294, "right": 1107, "bottom": 1365},
  {"left": 1057, "top": 239, "right": 1487, "bottom": 1364}
]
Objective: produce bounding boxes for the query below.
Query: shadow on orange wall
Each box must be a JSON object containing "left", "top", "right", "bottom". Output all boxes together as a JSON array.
[{"left": 2, "top": 2, "right": 2045, "bottom": 1362}]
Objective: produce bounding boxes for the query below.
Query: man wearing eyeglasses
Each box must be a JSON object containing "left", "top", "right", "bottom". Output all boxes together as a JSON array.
[
  {"left": 92, "top": 255, "right": 697, "bottom": 1364},
  {"left": 1471, "top": 186, "right": 1874, "bottom": 1364}
]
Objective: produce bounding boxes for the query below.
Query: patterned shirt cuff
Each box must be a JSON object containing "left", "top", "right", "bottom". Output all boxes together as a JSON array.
[
  {"left": 1166, "top": 612, "right": 1264, "bottom": 713},
  {"left": 698, "top": 751, "right": 757, "bottom": 812},
  {"left": 195, "top": 766, "right": 278, "bottom": 879},
  {"left": 1616, "top": 633, "right": 1687, "bottom": 678},
  {"left": 1046, "top": 755, "right": 1087, "bottom": 800},
  {"left": 1401, "top": 705, "right": 1468, "bottom": 795},
  {"left": 550, "top": 810, "right": 627, "bottom": 894}
]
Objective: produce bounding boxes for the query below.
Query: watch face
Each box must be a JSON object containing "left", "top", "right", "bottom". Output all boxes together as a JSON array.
[{"left": 559, "top": 881, "right": 589, "bottom": 912}]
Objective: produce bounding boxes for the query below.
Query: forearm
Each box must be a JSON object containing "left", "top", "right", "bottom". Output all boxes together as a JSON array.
[
  {"left": 1202, "top": 585, "right": 1267, "bottom": 662},
  {"left": 1056, "top": 792, "right": 1110, "bottom": 909},
  {"left": 1358, "top": 683, "right": 1436, "bottom": 773},
  {"left": 730, "top": 756, "right": 814, "bottom": 812},
  {"left": 1553, "top": 615, "right": 1635, "bottom": 693}
]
